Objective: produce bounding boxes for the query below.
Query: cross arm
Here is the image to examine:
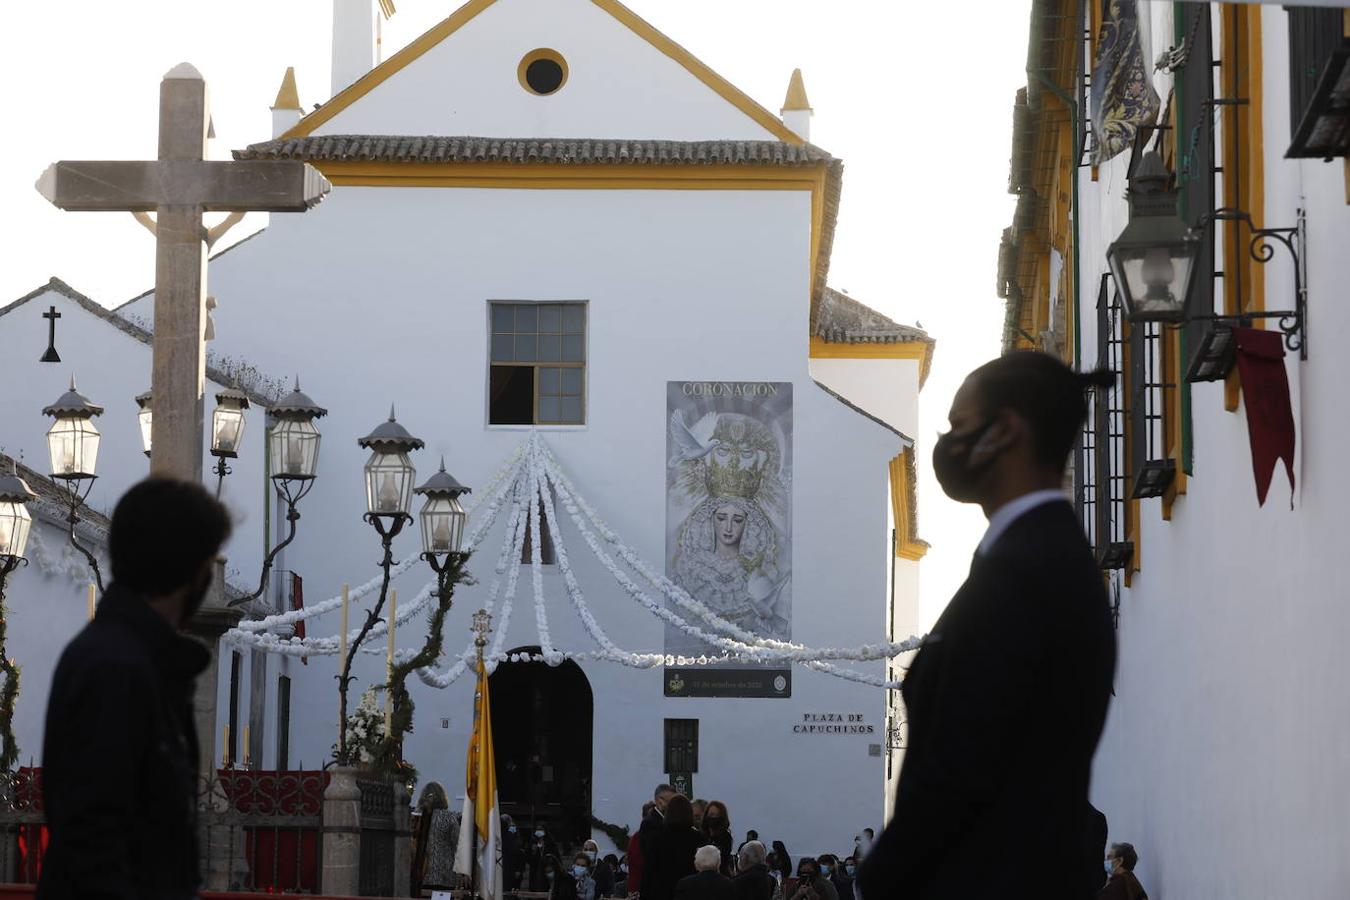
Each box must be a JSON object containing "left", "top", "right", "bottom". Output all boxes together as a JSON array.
[{"left": 36, "top": 160, "right": 330, "bottom": 212}]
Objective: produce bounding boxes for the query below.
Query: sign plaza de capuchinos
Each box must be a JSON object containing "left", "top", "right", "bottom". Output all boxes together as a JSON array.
[{"left": 665, "top": 381, "right": 793, "bottom": 698}]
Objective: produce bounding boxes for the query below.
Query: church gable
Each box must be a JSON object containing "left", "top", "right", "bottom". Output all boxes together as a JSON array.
[{"left": 296, "top": 0, "right": 798, "bottom": 143}]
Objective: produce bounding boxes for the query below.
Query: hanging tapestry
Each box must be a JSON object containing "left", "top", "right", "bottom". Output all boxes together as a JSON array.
[{"left": 1091, "top": 0, "right": 1161, "bottom": 164}]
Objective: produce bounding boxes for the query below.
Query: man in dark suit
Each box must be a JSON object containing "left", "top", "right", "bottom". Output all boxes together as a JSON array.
[
  {"left": 639, "top": 783, "right": 677, "bottom": 897},
  {"left": 731, "top": 841, "right": 775, "bottom": 900},
  {"left": 676, "top": 845, "right": 737, "bottom": 900},
  {"left": 858, "top": 352, "right": 1117, "bottom": 900}
]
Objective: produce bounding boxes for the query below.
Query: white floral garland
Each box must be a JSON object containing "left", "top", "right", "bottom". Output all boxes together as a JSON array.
[{"left": 230, "top": 432, "right": 924, "bottom": 691}]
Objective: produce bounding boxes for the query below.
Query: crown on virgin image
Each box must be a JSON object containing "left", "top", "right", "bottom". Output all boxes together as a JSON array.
[{"left": 704, "top": 457, "right": 764, "bottom": 499}]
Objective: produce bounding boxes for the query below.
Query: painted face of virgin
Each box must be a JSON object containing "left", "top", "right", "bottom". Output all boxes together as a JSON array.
[{"left": 714, "top": 505, "right": 747, "bottom": 547}]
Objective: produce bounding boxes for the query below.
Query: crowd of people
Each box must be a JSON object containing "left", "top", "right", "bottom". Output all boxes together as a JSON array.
[{"left": 492, "top": 784, "right": 875, "bottom": 900}]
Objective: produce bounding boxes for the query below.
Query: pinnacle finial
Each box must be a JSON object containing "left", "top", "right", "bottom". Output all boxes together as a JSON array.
[
  {"left": 293, "top": 374, "right": 301, "bottom": 391},
  {"left": 782, "top": 68, "right": 812, "bottom": 113},
  {"left": 388, "top": 403, "right": 397, "bottom": 421},
  {"left": 69, "top": 374, "right": 76, "bottom": 391},
  {"left": 439, "top": 455, "right": 447, "bottom": 472},
  {"left": 272, "top": 66, "right": 302, "bottom": 111}
]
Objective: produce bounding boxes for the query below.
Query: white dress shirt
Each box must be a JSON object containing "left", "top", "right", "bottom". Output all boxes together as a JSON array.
[{"left": 975, "top": 489, "right": 1069, "bottom": 557}]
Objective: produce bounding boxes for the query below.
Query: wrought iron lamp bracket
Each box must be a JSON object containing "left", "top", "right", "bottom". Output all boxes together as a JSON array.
[
  {"left": 54, "top": 476, "right": 103, "bottom": 594},
  {"left": 1192, "top": 207, "right": 1307, "bottom": 359}
]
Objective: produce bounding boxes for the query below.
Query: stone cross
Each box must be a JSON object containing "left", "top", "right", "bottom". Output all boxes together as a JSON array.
[
  {"left": 36, "top": 63, "right": 330, "bottom": 482},
  {"left": 40, "top": 306, "right": 61, "bottom": 363}
]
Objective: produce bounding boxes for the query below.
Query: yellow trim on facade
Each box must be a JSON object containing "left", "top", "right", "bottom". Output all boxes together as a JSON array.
[
  {"left": 889, "top": 450, "right": 929, "bottom": 561},
  {"left": 283, "top": 0, "right": 803, "bottom": 143},
  {"left": 517, "top": 48, "right": 570, "bottom": 95},
  {"left": 808, "top": 337, "right": 934, "bottom": 389},
  {"left": 378, "top": 0, "right": 397, "bottom": 18},
  {"left": 1220, "top": 4, "right": 1264, "bottom": 412},
  {"left": 588, "top": 0, "right": 804, "bottom": 144},
  {"left": 283, "top": 0, "right": 500, "bottom": 138},
  {"left": 272, "top": 67, "right": 301, "bottom": 111}
]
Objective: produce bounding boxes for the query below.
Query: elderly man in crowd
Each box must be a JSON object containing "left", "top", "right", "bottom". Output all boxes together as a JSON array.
[
  {"left": 731, "top": 841, "right": 774, "bottom": 900},
  {"left": 675, "top": 845, "right": 736, "bottom": 900}
]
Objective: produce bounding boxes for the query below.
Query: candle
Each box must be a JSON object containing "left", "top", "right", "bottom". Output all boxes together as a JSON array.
[
  {"left": 286, "top": 436, "right": 303, "bottom": 475},
  {"left": 243, "top": 725, "right": 250, "bottom": 767},
  {"left": 432, "top": 517, "right": 451, "bottom": 552},
  {"left": 87, "top": 583, "right": 95, "bottom": 621},
  {"left": 223, "top": 724, "right": 230, "bottom": 767},
  {"left": 385, "top": 590, "right": 397, "bottom": 737}
]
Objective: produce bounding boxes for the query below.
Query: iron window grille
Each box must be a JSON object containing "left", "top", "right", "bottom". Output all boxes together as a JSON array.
[
  {"left": 489, "top": 301, "right": 587, "bottom": 426},
  {"left": 663, "top": 718, "right": 699, "bottom": 775},
  {"left": 1130, "top": 321, "right": 1176, "bottom": 498},
  {"left": 1175, "top": 4, "right": 1219, "bottom": 382},
  {"left": 1093, "top": 275, "right": 1134, "bottom": 571},
  {"left": 1074, "top": 400, "right": 1099, "bottom": 554}
]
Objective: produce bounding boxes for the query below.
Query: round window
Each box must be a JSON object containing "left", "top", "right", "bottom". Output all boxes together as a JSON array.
[{"left": 518, "top": 49, "right": 568, "bottom": 96}]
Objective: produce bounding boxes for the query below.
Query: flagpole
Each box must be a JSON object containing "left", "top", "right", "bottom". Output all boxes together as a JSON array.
[{"left": 470, "top": 608, "right": 491, "bottom": 900}]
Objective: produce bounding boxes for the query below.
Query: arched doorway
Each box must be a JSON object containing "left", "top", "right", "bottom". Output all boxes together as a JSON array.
[{"left": 489, "top": 647, "right": 593, "bottom": 844}]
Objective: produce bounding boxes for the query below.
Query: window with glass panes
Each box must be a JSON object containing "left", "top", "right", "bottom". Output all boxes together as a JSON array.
[{"left": 489, "top": 302, "right": 586, "bottom": 425}]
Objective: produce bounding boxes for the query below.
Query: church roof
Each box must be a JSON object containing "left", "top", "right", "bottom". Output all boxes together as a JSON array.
[
  {"left": 0, "top": 451, "right": 110, "bottom": 543},
  {"left": 814, "top": 287, "right": 934, "bottom": 385},
  {"left": 1, "top": 278, "right": 282, "bottom": 407},
  {"left": 236, "top": 135, "right": 832, "bottom": 167}
]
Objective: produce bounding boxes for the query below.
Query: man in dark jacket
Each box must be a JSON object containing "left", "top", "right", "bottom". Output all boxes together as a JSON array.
[
  {"left": 731, "top": 841, "right": 774, "bottom": 900},
  {"left": 675, "top": 845, "right": 736, "bottom": 900},
  {"left": 859, "top": 353, "right": 1117, "bottom": 900},
  {"left": 38, "top": 477, "right": 231, "bottom": 900},
  {"left": 638, "top": 783, "right": 677, "bottom": 897}
]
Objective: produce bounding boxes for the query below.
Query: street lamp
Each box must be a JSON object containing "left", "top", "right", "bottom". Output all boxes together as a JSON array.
[
  {"left": 1105, "top": 151, "right": 1201, "bottom": 323},
  {"left": 336, "top": 407, "right": 424, "bottom": 764},
  {"left": 209, "top": 385, "right": 250, "bottom": 495},
  {"left": 231, "top": 377, "right": 327, "bottom": 607},
  {"left": 42, "top": 377, "right": 105, "bottom": 592},
  {"left": 416, "top": 458, "right": 471, "bottom": 560},
  {"left": 135, "top": 390, "right": 153, "bottom": 457},
  {"left": 0, "top": 460, "right": 37, "bottom": 771}
]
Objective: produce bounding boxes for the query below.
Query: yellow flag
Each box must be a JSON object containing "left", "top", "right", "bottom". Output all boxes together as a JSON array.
[{"left": 467, "top": 658, "right": 497, "bottom": 842}]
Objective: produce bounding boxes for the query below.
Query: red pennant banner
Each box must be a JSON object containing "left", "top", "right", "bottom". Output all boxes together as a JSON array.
[
  {"left": 292, "top": 572, "right": 307, "bottom": 665},
  {"left": 1234, "top": 327, "right": 1296, "bottom": 508}
]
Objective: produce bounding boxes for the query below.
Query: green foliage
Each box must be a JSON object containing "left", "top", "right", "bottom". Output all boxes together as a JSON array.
[{"left": 589, "top": 814, "right": 632, "bottom": 852}]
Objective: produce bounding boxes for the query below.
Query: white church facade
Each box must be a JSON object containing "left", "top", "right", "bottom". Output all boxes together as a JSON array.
[{"left": 0, "top": 0, "right": 931, "bottom": 858}]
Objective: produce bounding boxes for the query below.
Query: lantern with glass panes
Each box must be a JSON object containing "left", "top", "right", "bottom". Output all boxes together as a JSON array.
[
  {"left": 1105, "top": 153, "right": 1201, "bottom": 323},
  {"left": 0, "top": 461, "right": 37, "bottom": 582},
  {"left": 209, "top": 385, "right": 250, "bottom": 494},
  {"left": 135, "top": 390, "right": 153, "bottom": 457},
  {"left": 231, "top": 378, "right": 327, "bottom": 607},
  {"left": 42, "top": 377, "right": 105, "bottom": 591},
  {"left": 415, "top": 457, "right": 472, "bottom": 596}
]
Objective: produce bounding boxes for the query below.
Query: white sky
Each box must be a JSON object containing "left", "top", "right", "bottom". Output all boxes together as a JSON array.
[{"left": 0, "top": 0, "right": 1029, "bottom": 629}]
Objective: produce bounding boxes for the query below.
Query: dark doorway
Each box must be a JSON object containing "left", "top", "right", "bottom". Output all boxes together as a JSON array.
[{"left": 490, "top": 647, "right": 593, "bottom": 845}]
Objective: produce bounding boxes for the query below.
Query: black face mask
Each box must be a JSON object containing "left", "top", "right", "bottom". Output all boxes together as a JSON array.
[{"left": 932, "top": 418, "right": 999, "bottom": 503}]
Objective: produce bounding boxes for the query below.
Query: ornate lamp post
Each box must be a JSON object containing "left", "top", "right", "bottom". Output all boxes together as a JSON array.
[
  {"left": 1105, "top": 151, "right": 1201, "bottom": 323},
  {"left": 0, "top": 461, "right": 37, "bottom": 770},
  {"left": 209, "top": 385, "right": 250, "bottom": 495},
  {"left": 377, "top": 460, "right": 475, "bottom": 765},
  {"left": 335, "top": 408, "right": 423, "bottom": 764},
  {"left": 231, "top": 378, "right": 327, "bottom": 607},
  {"left": 42, "top": 377, "right": 105, "bottom": 592}
]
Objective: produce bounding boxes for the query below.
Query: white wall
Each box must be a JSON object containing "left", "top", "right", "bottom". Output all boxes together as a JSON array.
[
  {"left": 121, "top": 181, "right": 902, "bottom": 855},
  {"left": 1081, "top": 6, "right": 1350, "bottom": 897},
  {"left": 0, "top": 285, "right": 269, "bottom": 765},
  {"left": 313, "top": 0, "right": 781, "bottom": 141},
  {"left": 809, "top": 357, "right": 920, "bottom": 439}
]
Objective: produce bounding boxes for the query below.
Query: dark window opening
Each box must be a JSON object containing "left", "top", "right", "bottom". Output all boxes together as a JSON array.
[
  {"left": 1130, "top": 322, "right": 1176, "bottom": 499},
  {"left": 490, "top": 302, "right": 586, "bottom": 425},
  {"left": 664, "top": 718, "right": 699, "bottom": 774},
  {"left": 228, "top": 651, "right": 242, "bottom": 765},
  {"left": 276, "top": 675, "right": 291, "bottom": 770},
  {"left": 525, "top": 58, "right": 565, "bottom": 95},
  {"left": 521, "top": 499, "right": 556, "bottom": 566},
  {"left": 1286, "top": 8, "right": 1349, "bottom": 158}
]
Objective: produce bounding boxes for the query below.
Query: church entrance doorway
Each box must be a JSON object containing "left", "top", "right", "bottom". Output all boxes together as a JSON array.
[{"left": 489, "top": 647, "right": 593, "bottom": 845}]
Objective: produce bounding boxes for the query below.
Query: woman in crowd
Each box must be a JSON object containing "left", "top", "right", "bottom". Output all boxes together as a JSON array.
[
  {"left": 701, "top": 800, "right": 734, "bottom": 875},
  {"left": 771, "top": 841, "right": 793, "bottom": 883},
  {"left": 644, "top": 795, "right": 702, "bottom": 900}
]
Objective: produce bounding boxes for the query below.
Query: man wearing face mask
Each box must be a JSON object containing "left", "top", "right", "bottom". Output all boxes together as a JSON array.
[
  {"left": 37, "top": 478, "right": 231, "bottom": 900},
  {"left": 858, "top": 352, "right": 1117, "bottom": 900}
]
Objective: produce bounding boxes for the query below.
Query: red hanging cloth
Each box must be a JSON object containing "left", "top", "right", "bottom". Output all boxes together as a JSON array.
[{"left": 1234, "top": 327, "right": 1296, "bottom": 508}]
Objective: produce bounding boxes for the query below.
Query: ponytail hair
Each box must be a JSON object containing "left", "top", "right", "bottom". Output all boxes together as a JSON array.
[{"left": 969, "top": 352, "right": 1110, "bottom": 471}]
